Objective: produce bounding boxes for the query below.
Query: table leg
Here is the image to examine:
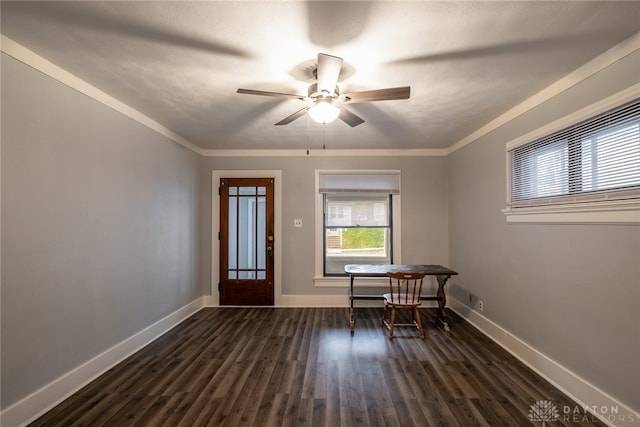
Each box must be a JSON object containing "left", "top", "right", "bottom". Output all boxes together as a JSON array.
[
  {"left": 349, "top": 275, "right": 355, "bottom": 335},
  {"left": 436, "top": 275, "right": 451, "bottom": 332}
]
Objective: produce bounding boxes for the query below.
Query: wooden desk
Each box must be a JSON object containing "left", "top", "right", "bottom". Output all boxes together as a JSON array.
[{"left": 345, "top": 264, "right": 458, "bottom": 335}]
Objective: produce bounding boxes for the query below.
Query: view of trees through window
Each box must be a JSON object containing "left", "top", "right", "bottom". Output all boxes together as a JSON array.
[
  {"left": 342, "top": 228, "right": 384, "bottom": 249},
  {"left": 324, "top": 194, "right": 392, "bottom": 275},
  {"left": 326, "top": 227, "right": 387, "bottom": 255}
]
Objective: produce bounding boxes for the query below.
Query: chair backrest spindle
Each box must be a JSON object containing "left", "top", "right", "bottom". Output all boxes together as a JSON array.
[
  {"left": 383, "top": 271, "right": 427, "bottom": 339},
  {"left": 387, "top": 272, "right": 425, "bottom": 304}
]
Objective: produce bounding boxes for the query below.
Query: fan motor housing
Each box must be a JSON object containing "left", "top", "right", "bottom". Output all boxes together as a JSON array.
[{"left": 308, "top": 83, "right": 340, "bottom": 99}]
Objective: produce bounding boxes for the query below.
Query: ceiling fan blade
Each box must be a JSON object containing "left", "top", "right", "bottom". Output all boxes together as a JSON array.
[
  {"left": 338, "top": 106, "right": 365, "bottom": 127},
  {"left": 316, "top": 53, "right": 343, "bottom": 94},
  {"left": 275, "top": 107, "right": 310, "bottom": 126},
  {"left": 343, "top": 86, "right": 410, "bottom": 104},
  {"left": 237, "top": 88, "right": 305, "bottom": 100}
]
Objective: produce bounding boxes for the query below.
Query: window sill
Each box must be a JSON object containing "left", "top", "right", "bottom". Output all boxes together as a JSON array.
[
  {"left": 313, "top": 276, "right": 388, "bottom": 288},
  {"left": 503, "top": 199, "right": 640, "bottom": 224}
]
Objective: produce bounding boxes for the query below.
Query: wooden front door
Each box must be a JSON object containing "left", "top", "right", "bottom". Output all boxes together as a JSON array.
[{"left": 219, "top": 178, "right": 274, "bottom": 305}]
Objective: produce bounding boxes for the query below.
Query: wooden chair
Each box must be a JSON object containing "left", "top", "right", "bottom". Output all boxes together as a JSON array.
[{"left": 382, "top": 271, "right": 426, "bottom": 339}]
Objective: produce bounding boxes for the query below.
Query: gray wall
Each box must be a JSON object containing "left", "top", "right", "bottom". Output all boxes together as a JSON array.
[
  {"left": 200, "top": 155, "right": 449, "bottom": 297},
  {"left": 448, "top": 51, "right": 640, "bottom": 412},
  {"left": 1, "top": 54, "right": 202, "bottom": 408},
  {"left": 0, "top": 53, "right": 450, "bottom": 411},
  {"left": 2, "top": 39, "right": 638, "bottom": 420}
]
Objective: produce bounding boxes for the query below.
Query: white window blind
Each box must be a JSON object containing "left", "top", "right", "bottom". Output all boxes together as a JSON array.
[
  {"left": 318, "top": 170, "right": 401, "bottom": 194},
  {"left": 509, "top": 99, "right": 640, "bottom": 208},
  {"left": 325, "top": 195, "right": 391, "bottom": 227}
]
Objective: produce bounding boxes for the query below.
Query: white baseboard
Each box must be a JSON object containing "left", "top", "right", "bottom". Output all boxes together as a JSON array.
[
  {"left": 6, "top": 296, "right": 635, "bottom": 427},
  {"left": 202, "top": 293, "right": 354, "bottom": 307},
  {"left": 203, "top": 293, "right": 443, "bottom": 308},
  {"left": 278, "top": 294, "right": 351, "bottom": 307},
  {"left": 0, "top": 297, "right": 205, "bottom": 427},
  {"left": 449, "top": 298, "right": 640, "bottom": 427}
]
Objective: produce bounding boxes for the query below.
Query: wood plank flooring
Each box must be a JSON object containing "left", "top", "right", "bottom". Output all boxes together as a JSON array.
[{"left": 30, "top": 308, "right": 606, "bottom": 427}]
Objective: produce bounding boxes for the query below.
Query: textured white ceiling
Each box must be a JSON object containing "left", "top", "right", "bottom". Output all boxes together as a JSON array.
[{"left": 2, "top": 1, "right": 639, "bottom": 151}]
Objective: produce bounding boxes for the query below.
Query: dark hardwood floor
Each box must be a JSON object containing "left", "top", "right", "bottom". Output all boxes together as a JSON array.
[{"left": 30, "top": 307, "right": 606, "bottom": 426}]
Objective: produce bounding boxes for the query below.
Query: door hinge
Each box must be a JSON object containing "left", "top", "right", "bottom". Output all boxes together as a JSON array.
[
  {"left": 218, "top": 231, "right": 221, "bottom": 240},
  {"left": 218, "top": 186, "right": 221, "bottom": 195},
  {"left": 218, "top": 282, "right": 221, "bottom": 292}
]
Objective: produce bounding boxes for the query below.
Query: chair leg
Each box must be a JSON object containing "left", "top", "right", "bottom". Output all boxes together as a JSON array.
[
  {"left": 389, "top": 307, "right": 396, "bottom": 339},
  {"left": 413, "top": 307, "right": 425, "bottom": 339},
  {"left": 381, "top": 305, "right": 388, "bottom": 327}
]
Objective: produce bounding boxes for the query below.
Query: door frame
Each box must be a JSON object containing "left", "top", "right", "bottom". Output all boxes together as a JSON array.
[{"left": 211, "top": 170, "right": 282, "bottom": 306}]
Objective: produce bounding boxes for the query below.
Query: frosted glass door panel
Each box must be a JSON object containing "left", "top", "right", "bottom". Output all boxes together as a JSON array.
[{"left": 227, "top": 186, "right": 267, "bottom": 281}]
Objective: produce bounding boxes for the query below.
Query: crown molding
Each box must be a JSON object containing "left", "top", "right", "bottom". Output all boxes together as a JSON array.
[
  {"left": 446, "top": 30, "right": 640, "bottom": 156},
  {"left": 200, "top": 148, "right": 448, "bottom": 157},
  {"left": 3, "top": 30, "right": 638, "bottom": 159},
  {"left": 504, "top": 82, "right": 640, "bottom": 152},
  {"left": 1, "top": 35, "right": 204, "bottom": 156},
  {"left": 0, "top": 35, "right": 447, "bottom": 159}
]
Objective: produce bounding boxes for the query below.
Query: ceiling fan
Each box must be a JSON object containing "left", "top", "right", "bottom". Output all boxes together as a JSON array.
[{"left": 237, "top": 53, "right": 410, "bottom": 127}]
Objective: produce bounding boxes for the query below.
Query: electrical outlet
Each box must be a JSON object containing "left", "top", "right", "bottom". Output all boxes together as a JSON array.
[
  {"left": 294, "top": 219, "right": 303, "bottom": 228},
  {"left": 479, "top": 300, "right": 484, "bottom": 312}
]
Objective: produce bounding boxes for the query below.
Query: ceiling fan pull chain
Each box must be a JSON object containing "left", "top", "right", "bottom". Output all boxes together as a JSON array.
[
  {"left": 306, "top": 113, "right": 310, "bottom": 155},
  {"left": 323, "top": 128, "right": 326, "bottom": 150}
]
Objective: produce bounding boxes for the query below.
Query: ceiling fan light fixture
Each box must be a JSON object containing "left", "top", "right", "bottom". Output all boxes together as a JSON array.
[
  {"left": 308, "top": 99, "right": 340, "bottom": 124},
  {"left": 237, "top": 52, "right": 409, "bottom": 127}
]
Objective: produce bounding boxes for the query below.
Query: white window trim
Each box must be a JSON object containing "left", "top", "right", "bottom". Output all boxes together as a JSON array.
[
  {"left": 503, "top": 198, "right": 640, "bottom": 224},
  {"left": 313, "top": 170, "right": 402, "bottom": 287},
  {"left": 504, "top": 84, "right": 640, "bottom": 224}
]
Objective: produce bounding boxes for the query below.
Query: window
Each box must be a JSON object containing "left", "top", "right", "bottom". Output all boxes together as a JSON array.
[
  {"left": 506, "top": 97, "right": 640, "bottom": 223},
  {"left": 323, "top": 194, "right": 392, "bottom": 275},
  {"left": 314, "top": 170, "right": 401, "bottom": 283}
]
